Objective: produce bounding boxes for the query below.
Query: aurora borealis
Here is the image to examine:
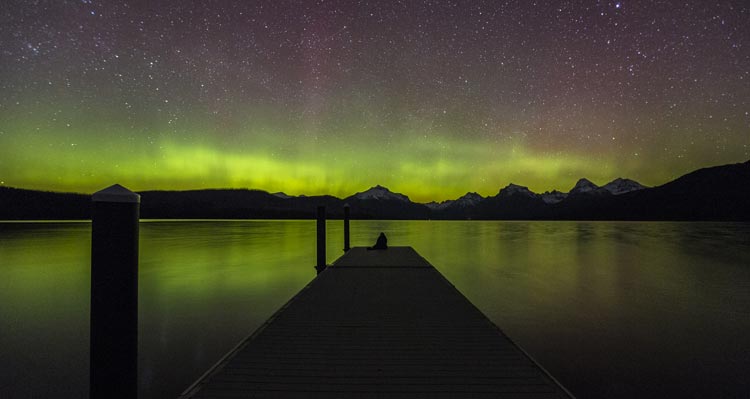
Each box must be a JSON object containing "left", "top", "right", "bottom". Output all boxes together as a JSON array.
[{"left": 1, "top": 1, "right": 748, "bottom": 202}]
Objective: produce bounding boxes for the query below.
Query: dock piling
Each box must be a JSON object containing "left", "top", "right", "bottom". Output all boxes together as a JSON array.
[
  {"left": 315, "top": 205, "right": 326, "bottom": 274},
  {"left": 90, "top": 184, "right": 140, "bottom": 399},
  {"left": 343, "top": 204, "right": 350, "bottom": 252}
]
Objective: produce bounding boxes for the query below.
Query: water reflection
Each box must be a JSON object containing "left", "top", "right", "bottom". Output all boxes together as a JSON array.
[{"left": 0, "top": 220, "right": 748, "bottom": 398}]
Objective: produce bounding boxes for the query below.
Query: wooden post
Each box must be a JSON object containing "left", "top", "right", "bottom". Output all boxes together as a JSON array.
[
  {"left": 315, "top": 205, "right": 326, "bottom": 274},
  {"left": 90, "top": 184, "right": 140, "bottom": 399},
  {"left": 343, "top": 204, "right": 350, "bottom": 252}
]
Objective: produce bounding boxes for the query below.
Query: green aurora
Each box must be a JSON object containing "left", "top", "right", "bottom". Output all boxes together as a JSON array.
[{"left": 1, "top": 2, "right": 748, "bottom": 203}]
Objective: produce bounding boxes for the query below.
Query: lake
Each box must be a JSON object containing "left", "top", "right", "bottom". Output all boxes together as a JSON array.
[{"left": 1, "top": 220, "right": 748, "bottom": 398}]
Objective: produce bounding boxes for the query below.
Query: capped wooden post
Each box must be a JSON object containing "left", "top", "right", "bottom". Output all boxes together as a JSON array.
[
  {"left": 315, "top": 205, "right": 326, "bottom": 274},
  {"left": 90, "top": 184, "right": 140, "bottom": 399},
  {"left": 343, "top": 204, "right": 350, "bottom": 252}
]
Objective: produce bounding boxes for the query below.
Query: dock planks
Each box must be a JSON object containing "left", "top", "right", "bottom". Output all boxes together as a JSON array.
[{"left": 180, "top": 246, "right": 574, "bottom": 398}]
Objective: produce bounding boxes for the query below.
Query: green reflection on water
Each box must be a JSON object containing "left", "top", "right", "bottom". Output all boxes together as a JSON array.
[
  {"left": 1, "top": 220, "right": 749, "bottom": 398},
  {"left": 0, "top": 222, "right": 91, "bottom": 398}
]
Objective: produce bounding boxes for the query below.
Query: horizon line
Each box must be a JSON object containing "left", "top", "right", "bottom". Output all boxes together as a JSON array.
[{"left": 2, "top": 159, "right": 747, "bottom": 203}]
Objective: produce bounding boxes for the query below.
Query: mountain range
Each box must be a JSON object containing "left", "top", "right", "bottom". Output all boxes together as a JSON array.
[{"left": 1, "top": 160, "right": 748, "bottom": 221}]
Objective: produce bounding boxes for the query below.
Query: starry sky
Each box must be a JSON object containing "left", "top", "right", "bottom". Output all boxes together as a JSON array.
[{"left": 1, "top": 1, "right": 748, "bottom": 202}]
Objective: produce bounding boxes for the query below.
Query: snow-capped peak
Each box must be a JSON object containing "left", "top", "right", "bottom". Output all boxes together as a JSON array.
[
  {"left": 354, "top": 185, "right": 410, "bottom": 202},
  {"left": 497, "top": 183, "right": 537, "bottom": 198},
  {"left": 601, "top": 178, "right": 646, "bottom": 195},
  {"left": 423, "top": 192, "right": 484, "bottom": 210},
  {"left": 569, "top": 178, "right": 599, "bottom": 194},
  {"left": 271, "top": 192, "right": 293, "bottom": 199}
]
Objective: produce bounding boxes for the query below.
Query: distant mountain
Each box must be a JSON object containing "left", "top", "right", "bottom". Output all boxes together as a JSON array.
[
  {"left": 497, "top": 183, "right": 537, "bottom": 198},
  {"left": 471, "top": 183, "right": 550, "bottom": 220},
  {"left": 139, "top": 189, "right": 352, "bottom": 219},
  {"left": 601, "top": 178, "right": 646, "bottom": 195},
  {"left": 423, "top": 201, "right": 446, "bottom": 211},
  {"left": 540, "top": 190, "right": 567, "bottom": 204},
  {"left": 566, "top": 177, "right": 645, "bottom": 197},
  {"left": 344, "top": 185, "right": 430, "bottom": 219},
  {"left": 598, "top": 161, "right": 750, "bottom": 220},
  {"left": 1, "top": 160, "right": 747, "bottom": 220},
  {"left": 271, "top": 192, "right": 294, "bottom": 199},
  {"left": 0, "top": 186, "right": 89, "bottom": 220},
  {"left": 569, "top": 178, "right": 601, "bottom": 195},
  {"left": 352, "top": 185, "right": 410, "bottom": 202},
  {"left": 451, "top": 192, "right": 485, "bottom": 208},
  {"left": 427, "top": 192, "right": 486, "bottom": 218}
]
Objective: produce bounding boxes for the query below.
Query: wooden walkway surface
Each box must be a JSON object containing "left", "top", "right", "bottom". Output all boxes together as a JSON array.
[{"left": 180, "top": 247, "right": 574, "bottom": 398}]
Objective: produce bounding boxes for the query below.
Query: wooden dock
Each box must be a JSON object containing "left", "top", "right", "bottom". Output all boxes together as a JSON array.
[{"left": 180, "top": 247, "right": 574, "bottom": 398}]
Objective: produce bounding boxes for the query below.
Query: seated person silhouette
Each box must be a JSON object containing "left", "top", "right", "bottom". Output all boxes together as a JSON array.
[{"left": 367, "top": 232, "right": 388, "bottom": 250}]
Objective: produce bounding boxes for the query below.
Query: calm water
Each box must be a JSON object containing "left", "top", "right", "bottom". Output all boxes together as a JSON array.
[{"left": 1, "top": 220, "right": 749, "bottom": 398}]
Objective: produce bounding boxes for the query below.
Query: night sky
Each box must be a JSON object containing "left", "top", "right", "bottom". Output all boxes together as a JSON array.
[{"left": 1, "top": 1, "right": 748, "bottom": 202}]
